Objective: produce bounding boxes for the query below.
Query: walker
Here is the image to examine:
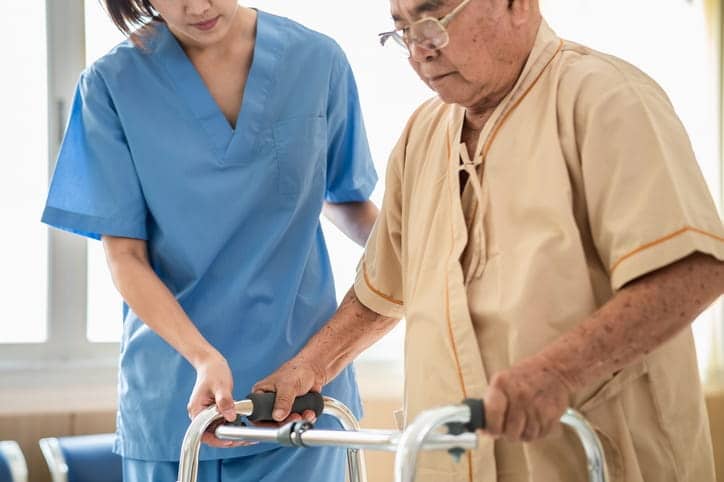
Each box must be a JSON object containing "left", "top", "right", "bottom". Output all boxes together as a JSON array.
[{"left": 177, "top": 392, "right": 608, "bottom": 482}]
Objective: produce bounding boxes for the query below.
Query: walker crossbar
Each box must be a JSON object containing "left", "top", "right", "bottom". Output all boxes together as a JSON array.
[{"left": 177, "top": 395, "right": 608, "bottom": 482}]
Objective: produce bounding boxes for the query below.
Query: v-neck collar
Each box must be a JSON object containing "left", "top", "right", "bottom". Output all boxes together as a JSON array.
[
  {"left": 154, "top": 11, "right": 286, "bottom": 163},
  {"left": 444, "top": 20, "right": 564, "bottom": 277}
]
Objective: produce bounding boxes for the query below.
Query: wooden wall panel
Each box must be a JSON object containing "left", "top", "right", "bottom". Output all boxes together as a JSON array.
[
  {"left": 358, "top": 398, "right": 401, "bottom": 482},
  {"left": 69, "top": 411, "right": 116, "bottom": 435},
  {"left": 0, "top": 413, "right": 73, "bottom": 482}
]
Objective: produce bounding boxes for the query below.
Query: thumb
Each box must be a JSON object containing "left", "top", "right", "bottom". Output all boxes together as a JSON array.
[
  {"left": 272, "top": 387, "right": 296, "bottom": 422},
  {"left": 215, "top": 389, "right": 237, "bottom": 422}
]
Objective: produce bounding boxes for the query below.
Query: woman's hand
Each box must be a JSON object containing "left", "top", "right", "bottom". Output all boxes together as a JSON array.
[{"left": 187, "top": 351, "right": 252, "bottom": 448}]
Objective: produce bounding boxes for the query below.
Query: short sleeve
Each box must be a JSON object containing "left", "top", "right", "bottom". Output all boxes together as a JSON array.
[
  {"left": 578, "top": 74, "right": 724, "bottom": 290},
  {"left": 324, "top": 49, "right": 377, "bottom": 203},
  {"left": 41, "top": 68, "right": 148, "bottom": 241},
  {"left": 353, "top": 127, "right": 408, "bottom": 319}
]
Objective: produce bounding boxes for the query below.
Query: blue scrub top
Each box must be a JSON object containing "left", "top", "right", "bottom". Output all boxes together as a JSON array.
[{"left": 42, "top": 11, "right": 377, "bottom": 462}]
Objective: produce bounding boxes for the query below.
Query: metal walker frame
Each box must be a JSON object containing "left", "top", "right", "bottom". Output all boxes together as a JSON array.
[{"left": 178, "top": 396, "right": 608, "bottom": 482}]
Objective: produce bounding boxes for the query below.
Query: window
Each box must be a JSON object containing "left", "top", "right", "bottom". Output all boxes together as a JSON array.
[
  {"left": 1, "top": 4, "right": 118, "bottom": 407},
  {"left": 2, "top": 1, "right": 721, "bottom": 392},
  {"left": 0, "top": 3, "right": 48, "bottom": 344},
  {"left": 84, "top": 0, "right": 125, "bottom": 343},
  {"left": 67, "top": 0, "right": 724, "bottom": 371},
  {"left": 540, "top": 0, "right": 722, "bottom": 379}
]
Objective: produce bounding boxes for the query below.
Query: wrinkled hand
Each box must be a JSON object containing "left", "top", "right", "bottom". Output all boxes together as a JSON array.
[
  {"left": 187, "top": 351, "right": 253, "bottom": 448},
  {"left": 252, "top": 355, "right": 327, "bottom": 424},
  {"left": 482, "top": 355, "right": 573, "bottom": 442}
]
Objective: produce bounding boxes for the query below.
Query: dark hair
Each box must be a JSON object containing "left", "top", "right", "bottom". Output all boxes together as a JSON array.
[{"left": 102, "top": 0, "right": 160, "bottom": 36}]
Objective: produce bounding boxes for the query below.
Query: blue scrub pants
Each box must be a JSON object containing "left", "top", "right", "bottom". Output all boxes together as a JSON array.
[{"left": 122, "top": 446, "right": 346, "bottom": 482}]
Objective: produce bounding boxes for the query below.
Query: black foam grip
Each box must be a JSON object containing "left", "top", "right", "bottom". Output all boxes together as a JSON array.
[
  {"left": 462, "top": 398, "right": 486, "bottom": 431},
  {"left": 246, "top": 392, "right": 324, "bottom": 422}
]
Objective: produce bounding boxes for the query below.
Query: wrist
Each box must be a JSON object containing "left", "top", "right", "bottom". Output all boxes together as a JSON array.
[
  {"left": 296, "top": 347, "right": 333, "bottom": 387},
  {"left": 187, "top": 344, "right": 223, "bottom": 371},
  {"left": 531, "top": 351, "right": 580, "bottom": 394}
]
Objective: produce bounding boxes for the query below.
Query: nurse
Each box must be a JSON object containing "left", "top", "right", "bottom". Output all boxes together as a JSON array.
[{"left": 41, "top": 1, "right": 378, "bottom": 481}]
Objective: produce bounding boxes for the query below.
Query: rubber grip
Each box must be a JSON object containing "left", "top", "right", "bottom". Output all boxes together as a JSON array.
[
  {"left": 246, "top": 392, "right": 324, "bottom": 422},
  {"left": 462, "top": 398, "right": 486, "bottom": 431}
]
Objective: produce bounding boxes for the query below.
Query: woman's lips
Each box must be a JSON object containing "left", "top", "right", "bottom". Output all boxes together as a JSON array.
[{"left": 192, "top": 16, "right": 220, "bottom": 31}]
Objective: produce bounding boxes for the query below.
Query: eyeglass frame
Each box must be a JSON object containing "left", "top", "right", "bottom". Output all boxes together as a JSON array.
[{"left": 378, "top": 0, "right": 474, "bottom": 52}]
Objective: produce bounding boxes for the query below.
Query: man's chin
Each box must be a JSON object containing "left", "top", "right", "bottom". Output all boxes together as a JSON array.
[{"left": 434, "top": 89, "right": 465, "bottom": 106}]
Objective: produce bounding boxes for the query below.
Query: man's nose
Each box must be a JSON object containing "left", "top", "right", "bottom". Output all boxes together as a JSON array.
[{"left": 408, "top": 42, "right": 438, "bottom": 63}]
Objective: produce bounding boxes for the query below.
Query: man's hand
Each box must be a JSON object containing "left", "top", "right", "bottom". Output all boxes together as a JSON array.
[
  {"left": 480, "top": 253, "right": 722, "bottom": 443},
  {"left": 187, "top": 351, "right": 252, "bottom": 448},
  {"left": 251, "top": 288, "right": 398, "bottom": 425},
  {"left": 482, "top": 355, "right": 573, "bottom": 442},
  {"left": 252, "top": 355, "right": 327, "bottom": 423}
]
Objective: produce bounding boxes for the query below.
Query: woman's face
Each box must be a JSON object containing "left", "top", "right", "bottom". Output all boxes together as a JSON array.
[{"left": 149, "top": 0, "right": 241, "bottom": 48}]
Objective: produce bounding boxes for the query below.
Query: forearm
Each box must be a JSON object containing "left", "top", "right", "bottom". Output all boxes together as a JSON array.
[
  {"left": 323, "top": 201, "right": 378, "bottom": 246},
  {"left": 297, "top": 287, "right": 400, "bottom": 383},
  {"left": 538, "top": 253, "right": 724, "bottom": 392},
  {"left": 106, "top": 249, "right": 218, "bottom": 368}
]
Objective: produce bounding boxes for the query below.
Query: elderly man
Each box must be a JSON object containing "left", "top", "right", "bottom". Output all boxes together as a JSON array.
[{"left": 254, "top": 0, "right": 724, "bottom": 480}]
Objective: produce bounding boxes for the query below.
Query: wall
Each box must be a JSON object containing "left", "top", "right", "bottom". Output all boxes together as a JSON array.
[{"left": 707, "top": 388, "right": 724, "bottom": 481}]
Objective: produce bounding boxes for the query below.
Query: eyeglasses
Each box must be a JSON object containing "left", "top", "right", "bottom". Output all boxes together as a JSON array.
[{"left": 378, "top": 0, "right": 473, "bottom": 53}]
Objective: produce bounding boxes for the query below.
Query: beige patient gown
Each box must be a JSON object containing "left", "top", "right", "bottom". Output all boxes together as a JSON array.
[{"left": 354, "top": 19, "right": 724, "bottom": 482}]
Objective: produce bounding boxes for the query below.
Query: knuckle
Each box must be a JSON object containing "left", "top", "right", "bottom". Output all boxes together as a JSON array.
[
  {"left": 489, "top": 373, "right": 504, "bottom": 388},
  {"left": 292, "top": 378, "right": 304, "bottom": 393}
]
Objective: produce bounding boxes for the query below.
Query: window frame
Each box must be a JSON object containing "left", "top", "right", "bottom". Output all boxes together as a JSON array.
[
  {"left": 1, "top": 0, "right": 722, "bottom": 413},
  {"left": 713, "top": 0, "right": 724, "bottom": 385},
  {"left": 0, "top": 1, "right": 118, "bottom": 410}
]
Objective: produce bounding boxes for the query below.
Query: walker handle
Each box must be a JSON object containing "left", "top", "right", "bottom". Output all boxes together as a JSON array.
[
  {"left": 246, "top": 392, "right": 324, "bottom": 422},
  {"left": 461, "top": 399, "right": 486, "bottom": 431}
]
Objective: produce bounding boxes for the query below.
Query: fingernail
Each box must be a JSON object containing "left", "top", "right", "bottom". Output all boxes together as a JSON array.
[{"left": 273, "top": 409, "right": 285, "bottom": 421}]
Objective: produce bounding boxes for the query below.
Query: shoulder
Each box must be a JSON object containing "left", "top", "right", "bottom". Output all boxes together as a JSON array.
[
  {"left": 556, "top": 41, "right": 673, "bottom": 114},
  {"left": 83, "top": 26, "right": 162, "bottom": 93},
  {"left": 386, "top": 97, "right": 454, "bottom": 175},
  {"left": 259, "top": 11, "right": 346, "bottom": 64}
]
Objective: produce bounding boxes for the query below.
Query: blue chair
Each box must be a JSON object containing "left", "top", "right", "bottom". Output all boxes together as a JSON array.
[
  {"left": 39, "top": 433, "right": 121, "bottom": 482},
  {"left": 0, "top": 441, "right": 28, "bottom": 482}
]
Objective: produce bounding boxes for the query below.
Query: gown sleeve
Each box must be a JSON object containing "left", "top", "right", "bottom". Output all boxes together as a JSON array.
[
  {"left": 575, "top": 70, "right": 724, "bottom": 290},
  {"left": 353, "top": 123, "right": 410, "bottom": 319},
  {"left": 324, "top": 48, "right": 377, "bottom": 203},
  {"left": 42, "top": 67, "right": 148, "bottom": 241}
]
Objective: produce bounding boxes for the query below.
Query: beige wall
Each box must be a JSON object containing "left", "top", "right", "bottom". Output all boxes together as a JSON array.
[
  {"left": 707, "top": 388, "right": 724, "bottom": 482},
  {"left": 2, "top": 392, "right": 724, "bottom": 482}
]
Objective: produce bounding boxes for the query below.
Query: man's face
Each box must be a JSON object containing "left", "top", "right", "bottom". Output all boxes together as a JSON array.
[
  {"left": 150, "top": 0, "right": 240, "bottom": 48},
  {"left": 390, "top": 0, "right": 530, "bottom": 109}
]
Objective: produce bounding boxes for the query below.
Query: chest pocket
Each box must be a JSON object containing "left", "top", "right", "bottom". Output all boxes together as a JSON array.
[{"left": 272, "top": 115, "right": 326, "bottom": 199}]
